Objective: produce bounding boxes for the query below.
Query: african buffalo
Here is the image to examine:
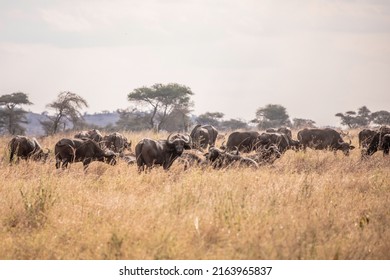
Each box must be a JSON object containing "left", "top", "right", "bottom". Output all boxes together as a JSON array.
[
  {"left": 122, "top": 154, "right": 137, "bottom": 165},
  {"left": 358, "top": 128, "right": 377, "bottom": 149},
  {"left": 9, "top": 136, "right": 50, "bottom": 163},
  {"left": 383, "top": 134, "right": 390, "bottom": 155},
  {"left": 190, "top": 124, "right": 218, "bottom": 150},
  {"left": 297, "top": 128, "right": 355, "bottom": 155},
  {"left": 247, "top": 144, "right": 282, "bottom": 165},
  {"left": 378, "top": 125, "right": 390, "bottom": 149},
  {"left": 135, "top": 133, "right": 192, "bottom": 171},
  {"left": 177, "top": 150, "right": 207, "bottom": 170},
  {"left": 74, "top": 129, "right": 103, "bottom": 143},
  {"left": 265, "top": 127, "right": 292, "bottom": 138},
  {"left": 258, "top": 132, "right": 299, "bottom": 153},
  {"left": 225, "top": 131, "right": 261, "bottom": 152},
  {"left": 363, "top": 126, "right": 390, "bottom": 157},
  {"left": 103, "top": 132, "right": 131, "bottom": 153},
  {"left": 55, "top": 138, "right": 117, "bottom": 169},
  {"left": 205, "top": 147, "right": 258, "bottom": 169}
]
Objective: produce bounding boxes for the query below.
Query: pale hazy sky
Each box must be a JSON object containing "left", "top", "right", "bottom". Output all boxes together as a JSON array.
[{"left": 1, "top": 0, "right": 389, "bottom": 126}]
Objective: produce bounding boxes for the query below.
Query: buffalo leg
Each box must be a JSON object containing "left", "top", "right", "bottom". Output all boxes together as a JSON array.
[
  {"left": 62, "top": 159, "right": 70, "bottom": 169},
  {"left": 383, "top": 145, "right": 389, "bottom": 156},
  {"left": 83, "top": 158, "right": 92, "bottom": 170}
]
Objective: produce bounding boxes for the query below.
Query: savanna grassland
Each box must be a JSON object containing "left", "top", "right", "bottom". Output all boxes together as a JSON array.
[{"left": 0, "top": 130, "right": 389, "bottom": 260}]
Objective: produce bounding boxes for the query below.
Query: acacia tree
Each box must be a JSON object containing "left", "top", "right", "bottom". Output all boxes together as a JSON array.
[
  {"left": 371, "top": 110, "right": 390, "bottom": 125},
  {"left": 41, "top": 91, "right": 88, "bottom": 135},
  {"left": 357, "top": 106, "right": 371, "bottom": 122},
  {"left": 162, "top": 106, "right": 192, "bottom": 132},
  {"left": 292, "top": 118, "right": 316, "bottom": 129},
  {"left": 335, "top": 106, "right": 372, "bottom": 128},
  {"left": 115, "top": 108, "right": 151, "bottom": 131},
  {"left": 0, "top": 92, "right": 33, "bottom": 135},
  {"left": 252, "top": 104, "right": 291, "bottom": 129},
  {"left": 196, "top": 112, "right": 224, "bottom": 128},
  {"left": 335, "top": 111, "right": 356, "bottom": 128},
  {"left": 220, "top": 118, "right": 248, "bottom": 130},
  {"left": 127, "top": 83, "right": 194, "bottom": 132}
]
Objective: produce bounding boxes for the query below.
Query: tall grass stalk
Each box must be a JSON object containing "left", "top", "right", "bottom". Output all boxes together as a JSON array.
[{"left": 0, "top": 130, "right": 389, "bottom": 259}]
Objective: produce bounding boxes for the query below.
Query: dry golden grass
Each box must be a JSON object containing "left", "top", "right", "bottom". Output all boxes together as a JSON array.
[{"left": 0, "top": 130, "right": 389, "bottom": 260}]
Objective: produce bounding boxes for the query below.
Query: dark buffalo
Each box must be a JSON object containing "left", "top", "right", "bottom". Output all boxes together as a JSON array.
[
  {"left": 378, "top": 125, "right": 390, "bottom": 149},
  {"left": 190, "top": 124, "right": 218, "bottom": 150},
  {"left": 135, "top": 133, "right": 192, "bottom": 171},
  {"left": 383, "top": 134, "right": 390, "bottom": 155},
  {"left": 177, "top": 150, "right": 207, "bottom": 170},
  {"left": 74, "top": 129, "right": 103, "bottom": 143},
  {"left": 103, "top": 132, "right": 131, "bottom": 153},
  {"left": 265, "top": 127, "right": 292, "bottom": 138},
  {"left": 297, "top": 128, "right": 355, "bottom": 155},
  {"left": 358, "top": 129, "right": 377, "bottom": 149},
  {"left": 247, "top": 144, "right": 281, "bottom": 165},
  {"left": 205, "top": 147, "right": 258, "bottom": 169},
  {"left": 55, "top": 138, "right": 117, "bottom": 169},
  {"left": 9, "top": 136, "right": 50, "bottom": 163},
  {"left": 363, "top": 126, "right": 390, "bottom": 157},
  {"left": 122, "top": 154, "right": 137, "bottom": 165},
  {"left": 258, "top": 132, "right": 299, "bottom": 153},
  {"left": 225, "top": 131, "right": 261, "bottom": 152}
]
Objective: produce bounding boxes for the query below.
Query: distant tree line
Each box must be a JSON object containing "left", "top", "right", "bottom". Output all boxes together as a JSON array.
[
  {"left": 335, "top": 106, "right": 390, "bottom": 128},
  {"left": 1, "top": 85, "right": 389, "bottom": 136}
]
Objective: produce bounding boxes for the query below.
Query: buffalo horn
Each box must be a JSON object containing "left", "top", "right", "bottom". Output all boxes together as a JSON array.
[
  {"left": 181, "top": 134, "right": 191, "bottom": 144},
  {"left": 167, "top": 133, "right": 180, "bottom": 145}
]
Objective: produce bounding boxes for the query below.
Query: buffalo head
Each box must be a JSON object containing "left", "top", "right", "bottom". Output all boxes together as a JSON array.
[
  {"left": 33, "top": 148, "right": 51, "bottom": 162},
  {"left": 102, "top": 150, "right": 117, "bottom": 165},
  {"left": 166, "top": 133, "right": 192, "bottom": 154},
  {"left": 338, "top": 139, "right": 355, "bottom": 156}
]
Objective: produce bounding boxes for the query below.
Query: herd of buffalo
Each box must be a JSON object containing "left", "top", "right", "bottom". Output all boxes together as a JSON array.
[{"left": 5, "top": 124, "right": 390, "bottom": 171}]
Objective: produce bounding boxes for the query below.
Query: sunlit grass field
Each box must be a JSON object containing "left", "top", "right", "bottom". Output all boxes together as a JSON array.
[{"left": 0, "top": 130, "right": 389, "bottom": 259}]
